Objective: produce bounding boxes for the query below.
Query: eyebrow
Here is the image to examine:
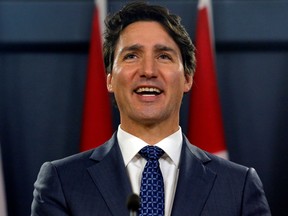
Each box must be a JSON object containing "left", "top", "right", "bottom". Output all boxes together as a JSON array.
[
  {"left": 154, "top": 44, "right": 178, "bottom": 55},
  {"left": 119, "top": 43, "right": 178, "bottom": 56},
  {"left": 119, "top": 44, "right": 144, "bottom": 55}
]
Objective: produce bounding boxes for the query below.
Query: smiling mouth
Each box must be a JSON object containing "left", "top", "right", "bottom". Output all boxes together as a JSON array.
[{"left": 134, "top": 87, "right": 163, "bottom": 96}]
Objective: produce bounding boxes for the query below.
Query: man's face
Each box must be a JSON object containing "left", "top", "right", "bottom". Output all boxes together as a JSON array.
[{"left": 107, "top": 21, "right": 193, "bottom": 128}]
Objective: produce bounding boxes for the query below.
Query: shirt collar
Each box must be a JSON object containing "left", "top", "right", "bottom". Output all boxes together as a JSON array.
[{"left": 117, "top": 125, "right": 183, "bottom": 167}]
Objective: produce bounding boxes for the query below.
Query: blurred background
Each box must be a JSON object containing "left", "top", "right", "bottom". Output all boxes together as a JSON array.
[{"left": 0, "top": 0, "right": 288, "bottom": 215}]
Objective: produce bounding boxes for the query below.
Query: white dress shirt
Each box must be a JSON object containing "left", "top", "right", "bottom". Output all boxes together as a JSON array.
[{"left": 117, "top": 125, "right": 182, "bottom": 216}]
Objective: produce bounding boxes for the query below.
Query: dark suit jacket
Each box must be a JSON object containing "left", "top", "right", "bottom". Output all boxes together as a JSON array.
[{"left": 31, "top": 133, "right": 271, "bottom": 215}]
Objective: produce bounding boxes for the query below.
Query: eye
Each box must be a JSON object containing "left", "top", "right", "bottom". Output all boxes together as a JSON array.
[
  {"left": 123, "top": 53, "right": 138, "bottom": 61},
  {"left": 158, "top": 53, "right": 172, "bottom": 61}
]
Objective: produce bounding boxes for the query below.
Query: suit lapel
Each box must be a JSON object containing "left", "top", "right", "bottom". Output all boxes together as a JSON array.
[
  {"left": 85, "top": 133, "right": 217, "bottom": 215},
  {"left": 87, "top": 134, "right": 132, "bottom": 216},
  {"left": 171, "top": 136, "right": 217, "bottom": 216}
]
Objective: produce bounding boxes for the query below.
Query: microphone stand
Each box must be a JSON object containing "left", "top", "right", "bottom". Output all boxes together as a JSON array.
[{"left": 127, "top": 193, "right": 140, "bottom": 216}]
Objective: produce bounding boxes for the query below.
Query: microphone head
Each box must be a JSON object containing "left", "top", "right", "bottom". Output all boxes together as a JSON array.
[{"left": 126, "top": 193, "right": 140, "bottom": 212}]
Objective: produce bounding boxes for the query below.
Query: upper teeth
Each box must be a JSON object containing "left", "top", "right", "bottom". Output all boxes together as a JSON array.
[{"left": 136, "top": 87, "right": 161, "bottom": 93}]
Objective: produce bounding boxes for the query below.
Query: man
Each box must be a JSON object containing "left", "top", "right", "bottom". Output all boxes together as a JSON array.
[{"left": 31, "top": 2, "right": 271, "bottom": 215}]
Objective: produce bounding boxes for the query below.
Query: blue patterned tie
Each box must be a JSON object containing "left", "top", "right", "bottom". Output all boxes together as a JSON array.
[{"left": 139, "top": 146, "right": 165, "bottom": 216}]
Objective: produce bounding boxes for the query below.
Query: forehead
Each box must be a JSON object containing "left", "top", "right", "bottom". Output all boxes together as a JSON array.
[{"left": 115, "top": 21, "right": 180, "bottom": 52}]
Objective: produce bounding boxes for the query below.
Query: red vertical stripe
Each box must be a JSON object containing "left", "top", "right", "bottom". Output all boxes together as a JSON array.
[
  {"left": 188, "top": 0, "right": 227, "bottom": 157},
  {"left": 80, "top": 5, "right": 112, "bottom": 151}
]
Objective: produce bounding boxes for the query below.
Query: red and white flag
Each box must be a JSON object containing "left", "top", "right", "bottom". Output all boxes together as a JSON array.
[
  {"left": 80, "top": 0, "right": 113, "bottom": 151},
  {"left": 0, "top": 147, "right": 7, "bottom": 216},
  {"left": 188, "top": 0, "right": 228, "bottom": 159}
]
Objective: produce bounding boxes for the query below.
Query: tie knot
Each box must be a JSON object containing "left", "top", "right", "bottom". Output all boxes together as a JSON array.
[{"left": 139, "top": 146, "right": 164, "bottom": 161}]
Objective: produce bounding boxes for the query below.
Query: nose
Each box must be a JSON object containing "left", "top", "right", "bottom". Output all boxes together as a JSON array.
[{"left": 140, "top": 56, "right": 157, "bottom": 79}]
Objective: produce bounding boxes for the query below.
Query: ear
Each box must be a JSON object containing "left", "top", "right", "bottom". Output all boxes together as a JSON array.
[
  {"left": 106, "top": 73, "right": 114, "bottom": 93},
  {"left": 183, "top": 73, "right": 193, "bottom": 93}
]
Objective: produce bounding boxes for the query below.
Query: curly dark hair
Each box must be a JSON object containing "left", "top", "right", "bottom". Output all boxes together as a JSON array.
[{"left": 103, "top": 1, "right": 196, "bottom": 76}]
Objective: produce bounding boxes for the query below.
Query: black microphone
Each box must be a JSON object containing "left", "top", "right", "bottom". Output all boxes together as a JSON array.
[{"left": 126, "top": 193, "right": 140, "bottom": 216}]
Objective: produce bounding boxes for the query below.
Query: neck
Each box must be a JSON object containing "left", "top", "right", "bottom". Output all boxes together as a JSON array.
[{"left": 120, "top": 120, "right": 179, "bottom": 144}]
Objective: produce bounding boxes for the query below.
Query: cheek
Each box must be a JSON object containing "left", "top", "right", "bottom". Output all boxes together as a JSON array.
[
  {"left": 110, "top": 71, "right": 131, "bottom": 94},
  {"left": 113, "top": 64, "right": 137, "bottom": 83},
  {"left": 110, "top": 65, "right": 124, "bottom": 88},
  {"left": 170, "top": 73, "right": 190, "bottom": 94},
  {"left": 170, "top": 71, "right": 185, "bottom": 85}
]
